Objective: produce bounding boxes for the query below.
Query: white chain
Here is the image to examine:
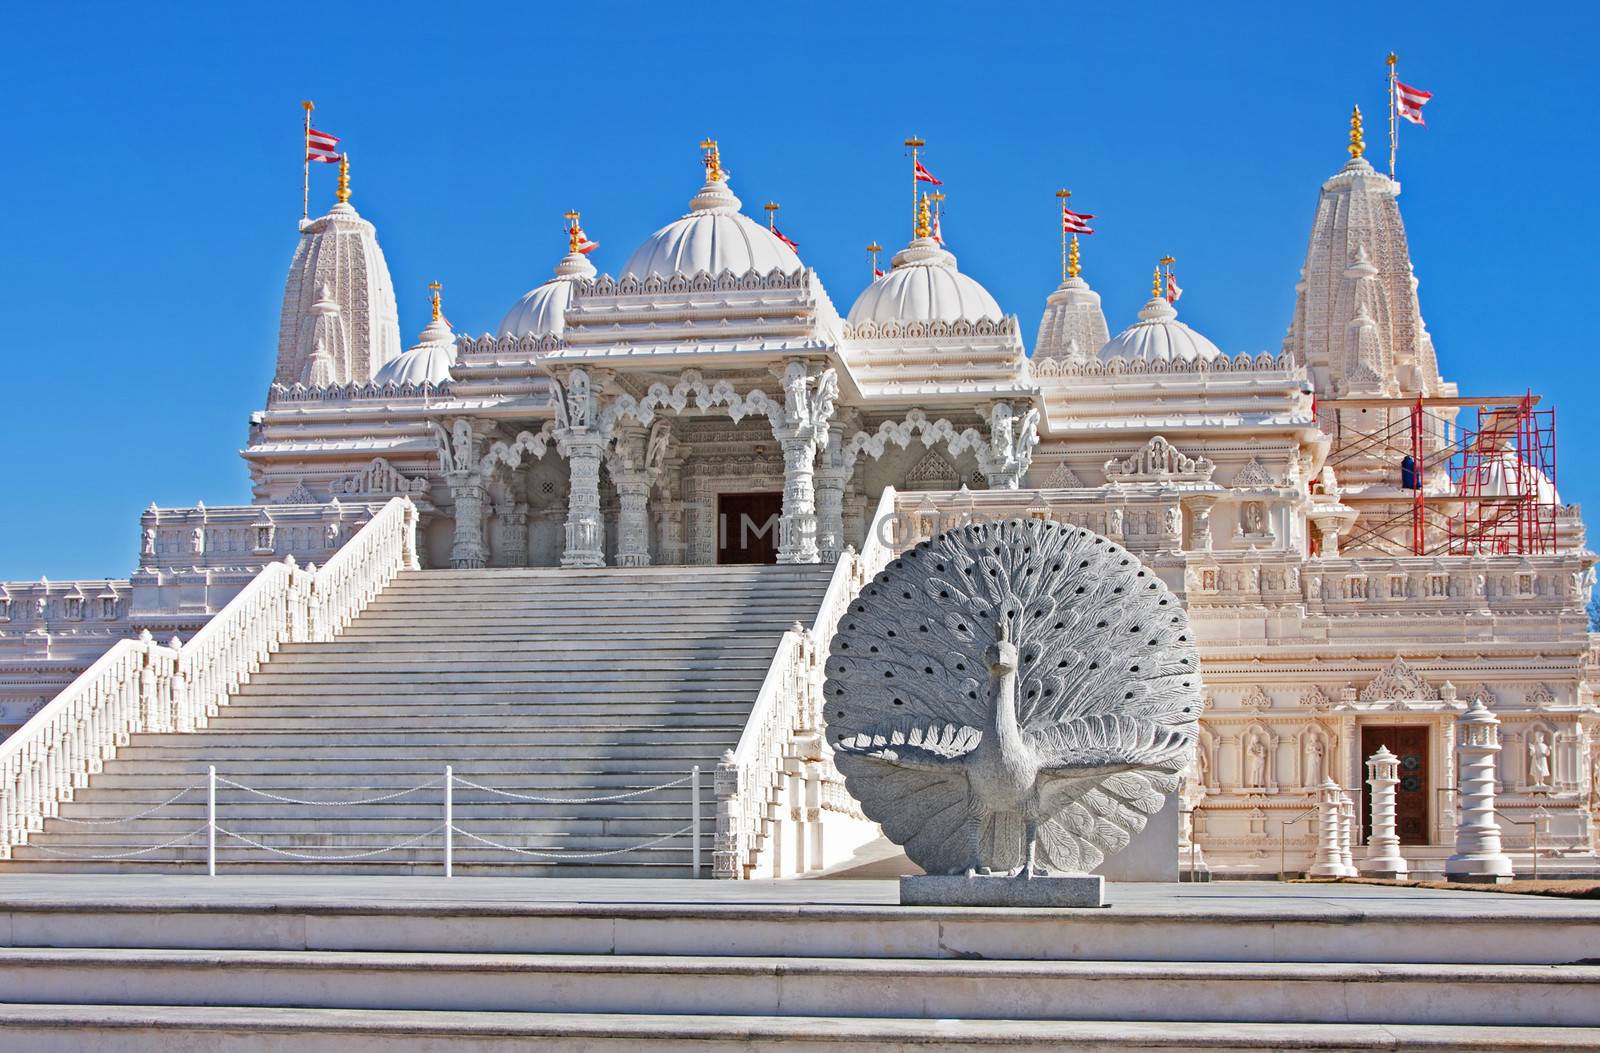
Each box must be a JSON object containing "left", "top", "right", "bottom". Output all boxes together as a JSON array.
[
  {"left": 214, "top": 825, "right": 444, "bottom": 861},
  {"left": 450, "top": 824, "right": 693, "bottom": 859},
  {"left": 50, "top": 785, "right": 200, "bottom": 825},
  {"left": 450, "top": 773, "right": 693, "bottom": 804},
  {"left": 21, "top": 827, "right": 206, "bottom": 860},
  {"left": 214, "top": 776, "right": 442, "bottom": 807}
]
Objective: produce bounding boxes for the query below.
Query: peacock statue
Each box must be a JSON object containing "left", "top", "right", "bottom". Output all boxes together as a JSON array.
[{"left": 824, "top": 518, "right": 1201, "bottom": 877}]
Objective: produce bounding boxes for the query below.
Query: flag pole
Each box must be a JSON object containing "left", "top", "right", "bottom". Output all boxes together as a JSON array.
[
  {"left": 904, "top": 136, "right": 925, "bottom": 236},
  {"left": 866, "top": 241, "right": 881, "bottom": 278},
  {"left": 301, "top": 100, "right": 314, "bottom": 220},
  {"left": 1054, "top": 189, "right": 1070, "bottom": 282},
  {"left": 1386, "top": 52, "right": 1398, "bottom": 180}
]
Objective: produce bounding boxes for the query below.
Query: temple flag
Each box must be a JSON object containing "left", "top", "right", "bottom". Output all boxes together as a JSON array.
[
  {"left": 1166, "top": 270, "right": 1183, "bottom": 303},
  {"left": 1396, "top": 81, "right": 1432, "bottom": 126},
  {"left": 1063, "top": 208, "right": 1096, "bottom": 235},
  {"left": 772, "top": 226, "right": 799, "bottom": 252},
  {"left": 574, "top": 228, "right": 600, "bottom": 254},
  {"left": 306, "top": 128, "right": 343, "bottom": 163},
  {"left": 930, "top": 211, "right": 944, "bottom": 244},
  {"left": 913, "top": 158, "right": 942, "bottom": 185}
]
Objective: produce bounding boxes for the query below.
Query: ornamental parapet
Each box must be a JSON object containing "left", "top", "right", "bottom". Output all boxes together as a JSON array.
[
  {"left": 137, "top": 500, "right": 391, "bottom": 575},
  {"left": 268, "top": 378, "right": 452, "bottom": 404},
  {"left": 1030, "top": 351, "right": 1295, "bottom": 379}
]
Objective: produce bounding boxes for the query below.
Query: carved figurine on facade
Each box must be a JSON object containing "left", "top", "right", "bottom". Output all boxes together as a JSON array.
[{"left": 824, "top": 519, "right": 1199, "bottom": 879}]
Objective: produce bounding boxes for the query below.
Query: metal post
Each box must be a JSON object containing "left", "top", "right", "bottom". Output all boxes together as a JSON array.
[
  {"left": 444, "top": 765, "right": 453, "bottom": 879},
  {"left": 691, "top": 765, "right": 701, "bottom": 878},
  {"left": 207, "top": 765, "right": 216, "bottom": 877}
]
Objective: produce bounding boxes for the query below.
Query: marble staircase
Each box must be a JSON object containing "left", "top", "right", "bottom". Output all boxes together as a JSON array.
[
  {"left": 5, "top": 565, "right": 834, "bottom": 875},
  {"left": 0, "top": 876, "right": 1594, "bottom": 1050}
]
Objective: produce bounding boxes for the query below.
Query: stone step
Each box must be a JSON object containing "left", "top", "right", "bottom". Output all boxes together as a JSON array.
[
  {"left": 112, "top": 744, "right": 733, "bottom": 761},
  {"left": 0, "top": 949, "right": 1593, "bottom": 1027},
  {"left": 234, "top": 671, "right": 769, "bottom": 687},
  {"left": 130, "top": 729, "right": 739, "bottom": 747},
  {"left": 246, "top": 659, "right": 774, "bottom": 676},
  {"left": 271, "top": 641, "right": 786, "bottom": 657},
  {"left": 213, "top": 686, "right": 762, "bottom": 701},
  {"left": 201, "top": 707, "right": 751, "bottom": 723},
  {"left": 85, "top": 760, "right": 708, "bottom": 775},
  {"left": 76, "top": 772, "right": 707, "bottom": 790},
  {"left": 0, "top": 1004, "right": 1587, "bottom": 1051}
]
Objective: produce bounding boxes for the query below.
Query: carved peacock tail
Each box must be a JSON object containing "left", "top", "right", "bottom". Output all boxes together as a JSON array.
[{"left": 824, "top": 519, "right": 1201, "bottom": 874}]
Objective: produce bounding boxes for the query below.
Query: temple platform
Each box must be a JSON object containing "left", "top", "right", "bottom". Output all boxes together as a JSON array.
[{"left": 0, "top": 875, "right": 1595, "bottom": 1050}]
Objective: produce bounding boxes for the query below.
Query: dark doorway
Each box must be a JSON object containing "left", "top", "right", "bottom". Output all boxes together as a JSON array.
[
  {"left": 717, "top": 492, "right": 782, "bottom": 564},
  {"left": 1360, "top": 725, "right": 1430, "bottom": 845}
]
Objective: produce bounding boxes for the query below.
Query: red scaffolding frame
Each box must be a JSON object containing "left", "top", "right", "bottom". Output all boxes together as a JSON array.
[{"left": 1320, "top": 393, "right": 1557, "bottom": 557}]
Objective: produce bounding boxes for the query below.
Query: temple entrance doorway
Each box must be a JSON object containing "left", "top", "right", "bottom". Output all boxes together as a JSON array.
[
  {"left": 1360, "top": 725, "right": 1430, "bottom": 845},
  {"left": 717, "top": 492, "right": 782, "bottom": 564}
]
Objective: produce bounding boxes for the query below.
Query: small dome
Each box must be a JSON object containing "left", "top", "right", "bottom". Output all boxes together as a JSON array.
[
  {"left": 373, "top": 316, "right": 455, "bottom": 387},
  {"left": 621, "top": 177, "right": 801, "bottom": 280},
  {"left": 1099, "top": 297, "right": 1222, "bottom": 364},
  {"left": 498, "top": 251, "right": 597, "bottom": 339},
  {"left": 1474, "top": 449, "right": 1560, "bottom": 504},
  {"left": 847, "top": 237, "right": 1003, "bottom": 327}
]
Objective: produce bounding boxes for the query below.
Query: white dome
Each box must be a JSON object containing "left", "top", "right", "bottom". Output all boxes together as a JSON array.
[
  {"left": 1473, "top": 449, "right": 1560, "bottom": 504},
  {"left": 498, "top": 251, "right": 597, "bottom": 338},
  {"left": 847, "top": 237, "right": 1003, "bottom": 327},
  {"left": 373, "top": 316, "right": 455, "bottom": 387},
  {"left": 1099, "top": 297, "right": 1222, "bottom": 364},
  {"left": 621, "top": 178, "right": 801, "bottom": 280}
]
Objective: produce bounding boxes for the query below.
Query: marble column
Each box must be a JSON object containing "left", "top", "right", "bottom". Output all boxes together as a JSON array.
[
  {"left": 446, "top": 471, "right": 487, "bottom": 569},
  {"left": 489, "top": 502, "right": 529, "bottom": 568},
  {"left": 814, "top": 468, "right": 850, "bottom": 563},
  {"left": 562, "top": 433, "right": 606, "bottom": 569},
  {"left": 1446, "top": 697, "right": 1515, "bottom": 883},
  {"left": 613, "top": 476, "right": 652, "bottom": 567},
  {"left": 1362, "top": 745, "right": 1408, "bottom": 878},
  {"left": 777, "top": 433, "right": 820, "bottom": 564}
]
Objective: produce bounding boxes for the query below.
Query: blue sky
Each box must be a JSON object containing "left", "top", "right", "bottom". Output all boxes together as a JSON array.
[{"left": 2, "top": 1, "right": 1595, "bottom": 579}]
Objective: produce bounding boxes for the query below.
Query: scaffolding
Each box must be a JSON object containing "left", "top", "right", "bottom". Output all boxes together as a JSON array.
[{"left": 1319, "top": 392, "right": 1557, "bottom": 557}]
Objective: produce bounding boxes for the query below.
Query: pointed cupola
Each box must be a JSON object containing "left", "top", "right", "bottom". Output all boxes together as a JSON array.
[
  {"left": 1283, "top": 106, "right": 1449, "bottom": 398},
  {"left": 1034, "top": 233, "right": 1108, "bottom": 362},
  {"left": 275, "top": 156, "right": 402, "bottom": 387}
]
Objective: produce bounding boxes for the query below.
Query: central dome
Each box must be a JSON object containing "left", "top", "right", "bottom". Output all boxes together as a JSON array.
[
  {"left": 1099, "top": 297, "right": 1222, "bottom": 364},
  {"left": 621, "top": 178, "right": 802, "bottom": 280},
  {"left": 847, "top": 237, "right": 1003, "bottom": 327}
]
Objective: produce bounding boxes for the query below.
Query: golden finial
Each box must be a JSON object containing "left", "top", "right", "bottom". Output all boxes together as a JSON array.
[
  {"left": 428, "top": 280, "right": 442, "bottom": 322},
  {"left": 1067, "top": 235, "right": 1081, "bottom": 279},
  {"left": 1152, "top": 266, "right": 1162, "bottom": 299},
  {"left": 1349, "top": 105, "right": 1365, "bottom": 159},
  {"left": 915, "top": 193, "right": 932, "bottom": 239},
  {"left": 764, "top": 201, "right": 780, "bottom": 230},
  {"left": 336, "top": 153, "right": 351, "bottom": 203},
  {"left": 1386, "top": 52, "right": 1398, "bottom": 67},
  {"left": 564, "top": 210, "right": 582, "bottom": 252},
  {"left": 302, "top": 100, "right": 314, "bottom": 113},
  {"left": 699, "top": 138, "right": 724, "bottom": 182},
  {"left": 903, "top": 136, "right": 926, "bottom": 149}
]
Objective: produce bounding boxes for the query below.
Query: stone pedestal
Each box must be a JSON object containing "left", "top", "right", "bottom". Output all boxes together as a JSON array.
[
  {"left": 1362, "top": 745, "right": 1409, "bottom": 879},
  {"left": 1446, "top": 697, "right": 1515, "bottom": 883},
  {"left": 900, "top": 873, "right": 1104, "bottom": 908}
]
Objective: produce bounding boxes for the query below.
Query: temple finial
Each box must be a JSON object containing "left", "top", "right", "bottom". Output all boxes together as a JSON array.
[
  {"left": 1349, "top": 105, "right": 1366, "bottom": 159},
  {"left": 1068, "top": 235, "right": 1081, "bottom": 279},
  {"left": 699, "top": 138, "right": 724, "bottom": 182},
  {"left": 564, "top": 210, "right": 582, "bottom": 252},
  {"left": 336, "top": 153, "right": 351, "bottom": 204},
  {"left": 916, "top": 193, "right": 932, "bottom": 239},
  {"left": 428, "top": 280, "right": 442, "bottom": 322},
  {"left": 1152, "top": 266, "right": 1162, "bottom": 299}
]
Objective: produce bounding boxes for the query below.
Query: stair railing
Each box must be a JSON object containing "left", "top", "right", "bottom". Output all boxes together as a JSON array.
[
  {"left": 714, "top": 487, "right": 900, "bottom": 878},
  {"left": 0, "top": 496, "right": 419, "bottom": 855}
]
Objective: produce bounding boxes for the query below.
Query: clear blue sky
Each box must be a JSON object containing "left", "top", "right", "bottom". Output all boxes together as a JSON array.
[{"left": 2, "top": 1, "right": 1595, "bottom": 579}]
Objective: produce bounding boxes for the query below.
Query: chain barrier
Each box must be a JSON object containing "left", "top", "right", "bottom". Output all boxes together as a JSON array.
[
  {"left": 50, "top": 785, "right": 200, "bottom": 825},
  {"left": 451, "top": 824, "right": 695, "bottom": 860},
  {"left": 22, "top": 827, "right": 207, "bottom": 860},
  {"left": 213, "top": 776, "right": 442, "bottom": 807},
  {"left": 449, "top": 772, "right": 692, "bottom": 804},
  {"left": 214, "top": 824, "right": 445, "bottom": 861}
]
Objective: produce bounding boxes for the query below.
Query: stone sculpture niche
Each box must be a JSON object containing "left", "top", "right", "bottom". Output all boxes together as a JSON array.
[{"left": 824, "top": 519, "right": 1200, "bottom": 906}]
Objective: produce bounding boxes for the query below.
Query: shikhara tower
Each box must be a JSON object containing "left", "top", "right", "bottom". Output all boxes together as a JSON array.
[{"left": 1, "top": 112, "right": 1595, "bottom": 880}]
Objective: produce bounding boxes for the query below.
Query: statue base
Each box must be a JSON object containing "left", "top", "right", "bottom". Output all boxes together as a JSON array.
[{"left": 900, "top": 873, "right": 1105, "bottom": 908}]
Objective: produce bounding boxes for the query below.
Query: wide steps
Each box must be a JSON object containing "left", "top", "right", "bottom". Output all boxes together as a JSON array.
[{"left": 14, "top": 564, "right": 832, "bottom": 876}]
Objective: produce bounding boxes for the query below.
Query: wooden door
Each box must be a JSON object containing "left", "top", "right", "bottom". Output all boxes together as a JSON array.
[
  {"left": 1360, "top": 725, "right": 1430, "bottom": 845},
  {"left": 717, "top": 492, "right": 782, "bottom": 565}
]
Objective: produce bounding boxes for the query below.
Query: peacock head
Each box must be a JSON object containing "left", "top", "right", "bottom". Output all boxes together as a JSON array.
[{"left": 985, "top": 619, "right": 1018, "bottom": 677}]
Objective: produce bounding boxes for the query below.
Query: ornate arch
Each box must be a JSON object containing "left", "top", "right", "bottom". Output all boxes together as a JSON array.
[
  {"left": 479, "top": 422, "right": 560, "bottom": 475},
  {"left": 599, "top": 369, "right": 785, "bottom": 433},
  {"left": 840, "top": 409, "right": 990, "bottom": 470}
]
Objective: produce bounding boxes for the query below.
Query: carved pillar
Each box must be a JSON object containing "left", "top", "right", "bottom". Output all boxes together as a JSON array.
[
  {"left": 490, "top": 501, "right": 529, "bottom": 568},
  {"left": 1185, "top": 494, "right": 1218, "bottom": 552},
  {"left": 1308, "top": 778, "right": 1346, "bottom": 877},
  {"left": 777, "top": 434, "right": 820, "bottom": 564},
  {"left": 1362, "top": 745, "right": 1408, "bottom": 878},
  {"left": 1446, "top": 697, "right": 1514, "bottom": 882},
  {"left": 446, "top": 472, "right": 487, "bottom": 569},
  {"left": 605, "top": 427, "right": 653, "bottom": 568},
  {"left": 980, "top": 399, "right": 1038, "bottom": 490},
  {"left": 561, "top": 433, "right": 606, "bottom": 569}
]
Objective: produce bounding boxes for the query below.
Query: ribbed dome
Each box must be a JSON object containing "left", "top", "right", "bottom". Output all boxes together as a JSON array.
[
  {"left": 1035, "top": 275, "right": 1109, "bottom": 361},
  {"left": 621, "top": 178, "right": 801, "bottom": 280},
  {"left": 847, "top": 237, "right": 1003, "bottom": 326},
  {"left": 1475, "top": 449, "right": 1560, "bottom": 504},
  {"left": 373, "top": 316, "right": 455, "bottom": 387},
  {"left": 1099, "top": 297, "right": 1222, "bottom": 364},
  {"left": 498, "top": 251, "right": 597, "bottom": 338}
]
